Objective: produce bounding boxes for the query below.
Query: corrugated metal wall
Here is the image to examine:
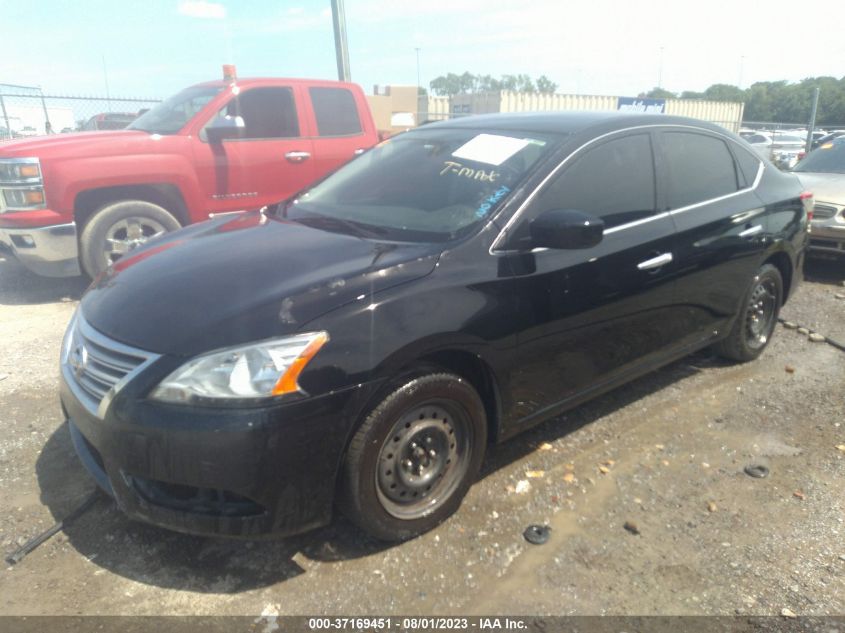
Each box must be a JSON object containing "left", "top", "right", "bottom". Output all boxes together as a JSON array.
[{"left": 434, "top": 91, "right": 744, "bottom": 132}]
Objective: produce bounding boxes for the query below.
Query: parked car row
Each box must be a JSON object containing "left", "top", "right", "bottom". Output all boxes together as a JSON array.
[{"left": 793, "top": 135, "right": 845, "bottom": 257}]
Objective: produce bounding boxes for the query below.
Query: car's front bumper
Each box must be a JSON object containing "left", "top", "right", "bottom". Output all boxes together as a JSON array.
[
  {"left": 809, "top": 206, "right": 845, "bottom": 256},
  {"left": 59, "top": 360, "right": 374, "bottom": 539},
  {"left": 0, "top": 221, "right": 80, "bottom": 276}
]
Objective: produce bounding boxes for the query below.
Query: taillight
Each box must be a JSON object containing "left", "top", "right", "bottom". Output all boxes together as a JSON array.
[{"left": 800, "top": 191, "right": 814, "bottom": 222}]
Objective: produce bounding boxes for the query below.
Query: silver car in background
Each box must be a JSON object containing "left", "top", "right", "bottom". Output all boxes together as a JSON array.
[
  {"left": 793, "top": 137, "right": 845, "bottom": 257},
  {"left": 746, "top": 131, "right": 806, "bottom": 169}
]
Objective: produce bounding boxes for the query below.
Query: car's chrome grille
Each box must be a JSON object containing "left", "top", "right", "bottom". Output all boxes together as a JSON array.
[
  {"left": 813, "top": 204, "right": 839, "bottom": 220},
  {"left": 62, "top": 314, "right": 158, "bottom": 417}
]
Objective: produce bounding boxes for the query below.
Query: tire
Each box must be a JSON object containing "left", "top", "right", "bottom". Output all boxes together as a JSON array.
[
  {"left": 339, "top": 372, "right": 487, "bottom": 542},
  {"left": 713, "top": 263, "right": 783, "bottom": 362},
  {"left": 79, "top": 200, "right": 182, "bottom": 278}
]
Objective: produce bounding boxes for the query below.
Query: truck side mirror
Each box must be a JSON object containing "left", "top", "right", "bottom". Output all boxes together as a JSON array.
[
  {"left": 205, "top": 115, "right": 246, "bottom": 143},
  {"left": 529, "top": 209, "right": 605, "bottom": 250}
]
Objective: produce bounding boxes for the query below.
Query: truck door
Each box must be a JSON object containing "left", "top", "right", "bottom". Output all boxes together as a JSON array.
[
  {"left": 193, "top": 85, "right": 316, "bottom": 215},
  {"left": 304, "top": 85, "right": 375, "bottom": 177}
]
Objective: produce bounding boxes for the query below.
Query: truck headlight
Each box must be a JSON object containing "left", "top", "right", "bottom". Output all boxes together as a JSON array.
[
  {"left": 0, "top": 159, "right": 41, "bottom": 183},
  {"left": 0, "top": 158, "right": 46, "bottom": 212},
  {"left": 149, "top": 332, "right": 329, "bottom": 404},
  {"left": 2, "top": 187, "right": 46, "bottom": 209}
]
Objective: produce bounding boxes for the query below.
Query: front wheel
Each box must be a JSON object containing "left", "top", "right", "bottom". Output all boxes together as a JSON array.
[
  {"left": 79, "top": 200, "right": 182, "bottom": 278},
  {"left": 713, "top": 263, "right": 783, "bottom": 362},
  {"left": 339, "top": 373, "right": 487, "bottom": 542}
]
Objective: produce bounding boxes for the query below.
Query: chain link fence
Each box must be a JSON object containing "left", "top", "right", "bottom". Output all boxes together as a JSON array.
[{"left": 0, "top": 83, "right": 160, "bottom": 139}]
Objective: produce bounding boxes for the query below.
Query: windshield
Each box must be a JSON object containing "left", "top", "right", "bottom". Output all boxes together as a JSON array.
[
  {"left": 128, "top": 85, "right": 223, "bottom": 134},
  {"left": 794, "top": 138, "right": 845, "bottom": 173},
  {"left": 284, "top": 127, "right": 563, "bottom": 242}
]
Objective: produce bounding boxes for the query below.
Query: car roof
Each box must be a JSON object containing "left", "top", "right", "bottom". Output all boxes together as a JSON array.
[{"left": 422, "top": 111, "right": 736, "bottom": 137}]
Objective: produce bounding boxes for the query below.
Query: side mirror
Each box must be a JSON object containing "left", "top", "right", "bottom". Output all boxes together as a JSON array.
[
  {"left": 529, "top": 209, "right": 605, "bottom": 250},
  {"left": 205, "top": 115, "right": 245, "bottom": 143}
]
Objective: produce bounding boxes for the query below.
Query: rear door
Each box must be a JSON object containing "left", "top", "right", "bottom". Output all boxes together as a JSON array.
[
  {"left": 501, "top": 131, "right": 682, "bottom": 426},
  {"left": 657, "top": 128, "right": 768, "bottom": 348},
  {"left": 192, "top": 85, "right": 316, "bottom": 215},
  {"left": 304, "top": 85, "right": 375, "bottom": 177}
]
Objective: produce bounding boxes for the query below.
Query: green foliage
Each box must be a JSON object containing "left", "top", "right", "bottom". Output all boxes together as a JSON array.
[
  {"left": 644, "top": 87, "right": 677, "bottom": 98},
  {"left": 429, "top": 72, "right": 558, "bottom": 96},
  {"left": 651, "top": 77, "right": 845, "bottom": 124}
]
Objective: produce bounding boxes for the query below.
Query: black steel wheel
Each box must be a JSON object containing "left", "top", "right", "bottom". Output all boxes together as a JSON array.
[
  {"left": 714, "top": 263, "right": 783, "bottom": 362},
  {"left": 339, "top": 372, "right": 487, "bottom": 541}
]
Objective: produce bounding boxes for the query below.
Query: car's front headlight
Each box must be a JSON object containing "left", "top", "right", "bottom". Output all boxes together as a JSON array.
[{"left": 149, "top": 332, "right": 329, "bottom": 405}]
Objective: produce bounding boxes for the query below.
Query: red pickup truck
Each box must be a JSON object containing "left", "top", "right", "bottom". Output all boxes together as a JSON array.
[{"left": 0, "top": 76, "right": 378, "bottom": 277}]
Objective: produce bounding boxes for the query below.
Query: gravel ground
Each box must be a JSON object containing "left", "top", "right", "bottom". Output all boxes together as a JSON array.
[{"left": 0, "top": 254, "right": 843, "bottom": 616}]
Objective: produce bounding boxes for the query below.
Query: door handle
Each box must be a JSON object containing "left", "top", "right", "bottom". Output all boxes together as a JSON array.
[
  {"left": 739, "top": 224, "right": 763, "bottom": 238},
  {"left": 637, "top": 252, "right": 673, "bottom": 271},
  {"left": 285, "top": 151, "right": 311, "bottom": 163}
]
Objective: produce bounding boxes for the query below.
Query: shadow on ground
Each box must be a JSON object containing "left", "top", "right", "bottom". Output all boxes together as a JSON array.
[
  {"left": 0, "top": 256, "right": 89, "bottom": 306},
  {"left": 804, "top": 256, "right": 845, "bottom": 286},
  {"left": 35, "top": 350, "right": 714, "bottom": 594}
]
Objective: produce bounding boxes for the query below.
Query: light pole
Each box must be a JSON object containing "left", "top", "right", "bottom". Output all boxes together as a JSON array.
[
  {"left": 331, "top": 0, "right": 351, "bottom": 82},
  {"left": 415, "top": 47, "right": 421, "bottom": 93},
  {"left": 658, "top": 46, "right": 664, "bottom": 89}
]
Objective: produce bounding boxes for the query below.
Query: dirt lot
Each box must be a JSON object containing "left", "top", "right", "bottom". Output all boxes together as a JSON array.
[{"left": 0, "top": 254, "right": 843, "bottom": 616}]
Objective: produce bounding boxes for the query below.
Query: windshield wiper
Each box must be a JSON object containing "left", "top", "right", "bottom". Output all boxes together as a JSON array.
[{"left": 292, "top": 214, "right": 389, "bottom": 239}]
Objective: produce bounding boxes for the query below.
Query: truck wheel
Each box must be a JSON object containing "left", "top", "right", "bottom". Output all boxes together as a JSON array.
[
  {"left": 338, "top": 372, "right": 487, "bottom": 542},
  {"left": 79, "top": 200, "right": 181, "bottom": 278},
  {"left": 713, "top": 263, "right": 783, "bottom": 362}
]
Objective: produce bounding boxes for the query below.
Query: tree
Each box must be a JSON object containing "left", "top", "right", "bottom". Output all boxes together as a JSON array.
[
  {"left": 536, "top": 75, "right": 558, "bottom": 94},
  {"left": 429, "top": 71, "right": 560, "bottom": 95},
  {"left": 703, "top": 84, "right": 745, "bottom": 102},
  {"left": 645, "top": 87, "right": 676, "bottom": 98}
]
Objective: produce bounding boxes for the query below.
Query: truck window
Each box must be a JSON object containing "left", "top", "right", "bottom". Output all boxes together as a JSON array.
[
  {"left": 224, "top": 87, "right": 299, "bottom": 139},
  {"left": 309, "top": 87, "right": 362, "bottom": 136}
]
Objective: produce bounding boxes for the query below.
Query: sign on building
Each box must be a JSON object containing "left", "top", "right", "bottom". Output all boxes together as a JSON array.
[{"left": 617, "top": 97, "right": 666, "bottom": 114}]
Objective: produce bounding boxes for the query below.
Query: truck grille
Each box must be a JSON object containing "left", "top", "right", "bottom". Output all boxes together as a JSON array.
[
  {"left": 813, "top": 204, "right": 839, "bottom": 220},
  {"left": 62, "top": 314, "right": 159, "bottom": 417}
]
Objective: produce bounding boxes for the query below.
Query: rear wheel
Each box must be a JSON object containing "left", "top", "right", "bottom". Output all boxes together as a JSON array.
[
  {"left": 714, "top": 263, "right": 783, "bottom": 362},
  {"left": 339, "top": 372, "right": 487, "bottom": 541},
  {"left": 79, "top": 200, "right": 181, "bottom": 278}
]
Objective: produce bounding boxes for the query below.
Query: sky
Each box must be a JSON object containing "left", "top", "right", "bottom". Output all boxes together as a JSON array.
[{"left": 1, "top": 0, "right": 844, "bottom": 100}]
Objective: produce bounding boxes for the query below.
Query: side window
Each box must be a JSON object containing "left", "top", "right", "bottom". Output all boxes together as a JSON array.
[
  {"left": 531, "top": 133, "right": 657, "bottom": 231},
  {"left": 662, "top": 132, "right": 739, "bottom": 209},
  {"left": 731, "top": 144, "right": 761, "bottom": 188},
  {"left": 222, "top": 87, "right": 299, "bottom": 139},
  {"left": 747, "top": 134, "right": 768, "bottom": 144},
  {"left": 309, "top": 87, "right": 362, "bottom": 136}
]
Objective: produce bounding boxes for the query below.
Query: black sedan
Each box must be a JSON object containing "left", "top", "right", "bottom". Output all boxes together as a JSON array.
[{"left": 60, "top": 112, "right": 810, "bottom": 541}]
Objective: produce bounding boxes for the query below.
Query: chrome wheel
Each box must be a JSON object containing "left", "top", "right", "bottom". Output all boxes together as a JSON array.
[
  {"left": 375, "top": 402, "right": 470, "bottom": 520},
  {"left": 102, "top": 216, "right": 168, "bottom": 266},
  {"left": 744, "top": 276, "right": 777, "bottom": 349}
]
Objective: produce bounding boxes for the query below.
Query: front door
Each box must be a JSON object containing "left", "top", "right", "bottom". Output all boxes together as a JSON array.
[
  {"left": 500, "top": 132, "right": 682, "bottom": 427},
  {"left": 193, "top": 86, "right": 316, "bottom": 215}
]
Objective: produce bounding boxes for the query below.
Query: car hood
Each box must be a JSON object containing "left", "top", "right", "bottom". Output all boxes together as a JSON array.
[
  {"left": 80, "top": 212, "right": 442, "bottom": 356},
  {"left": 0, "top": 130, "right": 173, "bottom": 160},
  {"left": 793, "top": 172, "right": 845, "bottom": 205}
]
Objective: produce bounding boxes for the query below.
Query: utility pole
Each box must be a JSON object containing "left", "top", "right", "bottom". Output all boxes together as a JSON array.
[
  {"left": 331, "top": 0, "right": 351, "bottom": 82},
  {"left": 102, "top": 54, "right": 112, "bottom": 111},
  {"left": 415, "top": 47, "right": 421, "bottom": 93},
  {"left": 805, "top": 86, "right": 820, "bottom": 154},
  {"left": 658, "top": 46, "right": 664, "bottom": 89}
]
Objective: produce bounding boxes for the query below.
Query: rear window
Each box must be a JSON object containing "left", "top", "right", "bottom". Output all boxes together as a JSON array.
[
  {"left": 309, "top": 87, "right": 362, "bottom": 137},
  {"left": 794, "top": 138, "right": 845, "bottom": 174},
  {"left": 662, "top": 132, "right": 739, "bottom": 209}
]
